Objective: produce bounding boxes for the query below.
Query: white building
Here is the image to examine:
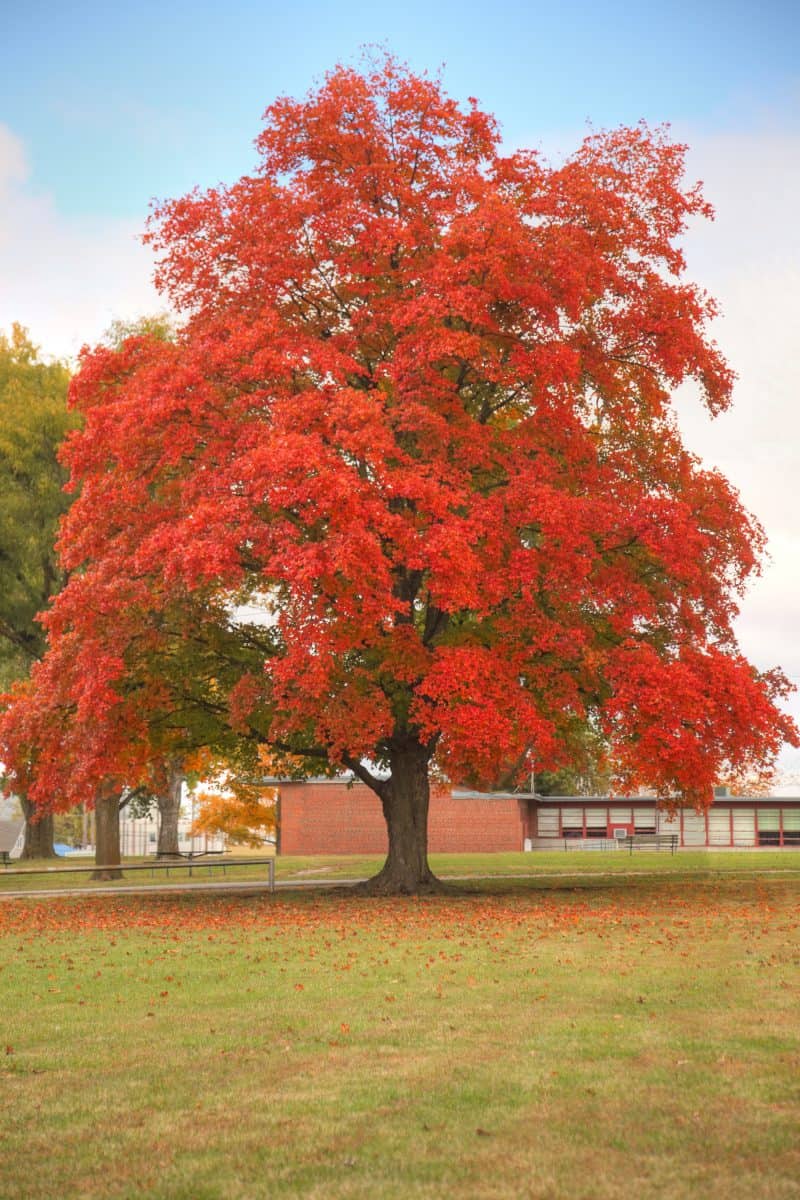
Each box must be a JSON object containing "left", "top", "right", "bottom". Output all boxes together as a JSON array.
[{"left": 119, "top": 808, "right": 226, "bottom": 857}]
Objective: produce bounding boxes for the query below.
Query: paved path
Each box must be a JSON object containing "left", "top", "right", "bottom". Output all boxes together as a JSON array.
[{"left": 0, "top": 877, "right": 361, "bottom": 900}]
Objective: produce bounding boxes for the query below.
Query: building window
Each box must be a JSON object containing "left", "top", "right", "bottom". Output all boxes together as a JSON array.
[
  {"left": 708, "top": 808, "right": 732, "bottom": 846},
  {"left": 585, "top": 808, "right": 606, "bottom": 837},
  {"left": 657, "top": 812, "right": 680, "bottom": 837},
  {"left": 757, "top": 810, "right": 780, "bottom": 846},
  {"left": 731, "top": 809, "right": 755, "bottom": 846},
  {"left": 682, "top": 813, "right": 707, "bottom": 845},
  {"left": 634, "top": 809, "right": 656, "bottom": 834},
  {"left": 537, "top": 809, "right": 559, "bottom": 837},
  {"left": 561, "top": 810, "right": 583, "bottom": 838},
  {"left": 782, "top": 809, "right": 800, "bottom": 846}
]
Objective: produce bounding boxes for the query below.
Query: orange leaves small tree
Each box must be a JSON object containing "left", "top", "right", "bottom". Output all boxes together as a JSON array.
[
  {"left": 190, "top": 787, "right": 276, "bottom": 849},
  {"left": 185, "top": 746, "right": 276, "bottom": 848},
  {"left": 0, "top": 57, "right": 796, "bottom": 893}
]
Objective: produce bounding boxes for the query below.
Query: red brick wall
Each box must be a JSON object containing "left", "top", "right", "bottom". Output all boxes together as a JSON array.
[
  {"left": 278, "top": 781, "right": 525, "bottom": 855},
  {"left": 279, "top": 781, "right": 388, "bottom": 856},
  {"left": 429, "top": 792, "right": 525, "bottom": 853}
]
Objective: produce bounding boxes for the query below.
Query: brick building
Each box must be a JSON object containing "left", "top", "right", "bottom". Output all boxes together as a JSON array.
[
  {"left": 274, "top": 777, "right": 800, "bottom": 855},
  {"left": 275, "top": 778, "right": 528, "bottom": 856}
]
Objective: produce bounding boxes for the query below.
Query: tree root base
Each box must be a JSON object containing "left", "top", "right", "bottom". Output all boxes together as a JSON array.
[{"left": 354, "top": 869, "right": 447, "bottom": 897}]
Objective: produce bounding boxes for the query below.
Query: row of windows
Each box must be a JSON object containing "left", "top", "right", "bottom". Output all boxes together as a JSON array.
[
  {"left": 537, "top": 808, "right": 655, "bottom": 837},
  {"left": 536, "top": 806, "right": 800, "bottom": 847},
  {"left": 756, "top": 811, "right": 800, "bottom": 847}
]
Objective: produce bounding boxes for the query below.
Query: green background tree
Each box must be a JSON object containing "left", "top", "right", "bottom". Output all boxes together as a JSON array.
[{"left": 0, "top": 324, "right": 77, "bottom": 856}]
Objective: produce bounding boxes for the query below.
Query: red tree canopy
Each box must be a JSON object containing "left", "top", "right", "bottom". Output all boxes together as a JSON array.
[{"left": 2, "top": 58, "right": 795, "bottom": 827}]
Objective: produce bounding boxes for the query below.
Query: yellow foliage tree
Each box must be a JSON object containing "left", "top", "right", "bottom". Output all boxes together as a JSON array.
[
  {"left": 188, "top": 746, "right": 282, "bottom": 847},
  {"left": 191, "top": 786, "right": 276, "bottom": 847}
]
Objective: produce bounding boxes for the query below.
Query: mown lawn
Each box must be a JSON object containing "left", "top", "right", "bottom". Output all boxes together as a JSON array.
[
  {"left": 2, "top": 848, "right": 799, "bottom": 893},
  {"left": 1, "top": 873, "right": 799, "bottom": 1199}
]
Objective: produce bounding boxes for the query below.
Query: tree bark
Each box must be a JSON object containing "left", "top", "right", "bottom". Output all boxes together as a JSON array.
[
  {"left": 156, "top": 762, "right": 184, "bottom": 858},
  {"left": 361, "top": 740, "right": 442, "bottom": 895},
  {"left": 19, "top": 795, "right": 56, "bottom": 860},
  {"left": 92, "top": 793, "right": 123, "bottom": 880}
]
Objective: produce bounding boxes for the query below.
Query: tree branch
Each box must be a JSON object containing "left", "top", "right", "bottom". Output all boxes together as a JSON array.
[{"left": 341, "top": 754, "right": 388, "bottom": 799}]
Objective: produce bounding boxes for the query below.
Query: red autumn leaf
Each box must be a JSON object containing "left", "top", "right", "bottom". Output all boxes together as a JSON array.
[{"left": 0, "top": 55, "right": 795, "bottom": 895}]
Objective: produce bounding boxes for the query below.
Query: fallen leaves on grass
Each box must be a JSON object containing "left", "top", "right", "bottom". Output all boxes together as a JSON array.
[{"left": 0, "top": 885, "right": 797, "bottom": 968}]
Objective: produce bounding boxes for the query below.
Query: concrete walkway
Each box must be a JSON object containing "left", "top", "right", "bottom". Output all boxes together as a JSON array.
[{"left": 0, "top": 877, "right": 361, "bottom": 900}]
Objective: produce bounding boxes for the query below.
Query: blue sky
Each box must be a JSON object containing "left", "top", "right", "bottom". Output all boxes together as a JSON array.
[
  {"left": 3, "top": 0, "right": 798, "bottom": 220},
  {"left": 1, "top": 0, "right": 800, "bottom": 773}
]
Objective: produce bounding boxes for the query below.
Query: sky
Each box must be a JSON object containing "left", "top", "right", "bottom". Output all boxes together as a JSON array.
[{"left": 1, "top": 0, "right": 799, "bottom": 775}]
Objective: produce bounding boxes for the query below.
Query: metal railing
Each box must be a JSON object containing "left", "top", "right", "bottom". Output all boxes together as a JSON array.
[
  {"left": 561, "top": 838, "right": 619, "bottom": 851},
  {"left": 0, "top": 854, "right": 275, "bottom": 892}
]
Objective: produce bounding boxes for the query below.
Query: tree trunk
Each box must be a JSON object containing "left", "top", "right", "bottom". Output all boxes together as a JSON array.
[
  {"left": 92, "top": 793, "right": 123, "bottom": 880},
  {"left": 362, "top": 740, "right": 442, "bottom": 895},
  {"left": 19, "top": 796, "right": 56, "bottom": 860},
  {"left": 156, "top": 763, "right": 183, "bottom": 858}
]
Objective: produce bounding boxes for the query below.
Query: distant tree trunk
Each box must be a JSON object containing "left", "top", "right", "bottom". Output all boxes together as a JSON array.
[
  {"left": 156, "top": 763, "right": 183, "bottom": 858},
  {"left": 19, "top": 795, "right": 56, "bottom": 860},
  {"left": 362, "top": 739, "right": 441, "bottom": 895},
  {"left": 92, "top": 793, "right": 123, "bottom": 880}
]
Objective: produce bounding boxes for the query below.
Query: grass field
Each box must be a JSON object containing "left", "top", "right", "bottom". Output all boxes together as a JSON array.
[
  {"left": 1, "top": 870, "right": 799, "bottom": 1200},
  {"left": 2, "top": 848, "right": 800, "bottom": 893}
]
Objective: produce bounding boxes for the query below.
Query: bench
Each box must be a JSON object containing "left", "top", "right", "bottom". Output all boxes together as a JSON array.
[{"left": 621, "top": 834, "right": 678, "bottom": 855}]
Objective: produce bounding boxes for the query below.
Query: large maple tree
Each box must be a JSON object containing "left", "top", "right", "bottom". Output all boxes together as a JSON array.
[{"left": 1, "top": 59, "right": 796, "bottom": 891}]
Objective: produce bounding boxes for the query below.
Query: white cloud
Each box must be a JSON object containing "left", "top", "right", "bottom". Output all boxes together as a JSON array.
[
  {"left": 0, "top": 123, "right": 161, "bottom": 363},
  {"left": 674, "top": 125, "right": 800, "bottom": 771}
]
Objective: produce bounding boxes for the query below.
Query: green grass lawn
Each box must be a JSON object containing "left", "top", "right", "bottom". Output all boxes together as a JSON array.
[
  {"left": 274, "top": 848, "right": 800, "bottom": 881},
  {"left": 2, "top": 848, "right": 799, "bottom": 893},
  {"left": 1, "top": 871, "right": 798, "bottom": 1199}
]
